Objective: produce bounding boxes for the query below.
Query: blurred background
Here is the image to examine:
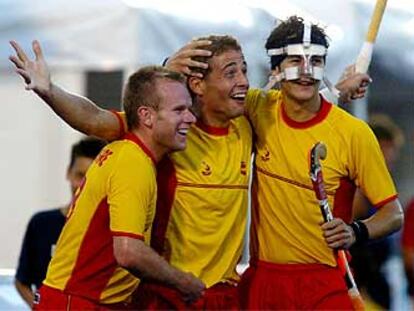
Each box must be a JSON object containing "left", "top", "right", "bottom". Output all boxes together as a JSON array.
[{"left": 0, "top": 0, "right": 413, "bottom": 309}]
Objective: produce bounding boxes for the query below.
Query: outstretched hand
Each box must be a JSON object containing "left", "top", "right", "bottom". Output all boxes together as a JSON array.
[
  {"left": 9, "top": 40, "right": 51, "bottom": 96},
  {"left": 321, "top": 218, "right": 356, "bottom": 250},
  {"left": 336, "top": 64, "right": 372, "bottom": 104},
  {"left": 165, "top": 39, "right": 212, "bottom": 78}
]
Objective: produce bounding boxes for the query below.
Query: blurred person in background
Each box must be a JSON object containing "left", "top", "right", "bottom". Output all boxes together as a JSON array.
[
  {"left": 351, "top": 113, "right": 405, "bottom": 309},
  {"left": 15, "top": 137, "right": 107, "bottom": 307}
]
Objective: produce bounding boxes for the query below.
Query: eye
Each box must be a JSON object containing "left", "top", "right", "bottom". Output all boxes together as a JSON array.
[
  {"left": 224, "top": 68, "right": 237, "bottom": 78},
  {"left": 311, "top": 57, "right": 323, "bottom": 66}
]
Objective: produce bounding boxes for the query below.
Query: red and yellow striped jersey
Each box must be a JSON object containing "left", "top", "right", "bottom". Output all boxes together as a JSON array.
[
  {"left": 114, "top": 112, "right": 252, "bottom": 287},
  {"left": 245, "top": 88, "right": 397, "bottom": 266},
  {"left": 43, "top": 132, "right": 157, "bottom": 304}
]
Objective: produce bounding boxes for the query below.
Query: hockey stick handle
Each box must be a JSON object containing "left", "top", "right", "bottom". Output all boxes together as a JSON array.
[
  {"left": 310, "top": 142, "right": 365, "bottom": 310},
  {"left": 355, "top": 0, "right": 388, "bottom": 73}
]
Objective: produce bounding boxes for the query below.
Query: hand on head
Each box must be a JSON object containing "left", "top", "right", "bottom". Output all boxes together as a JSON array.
[{"left": 165, "top": 39, "right": 212, "bottom": 78}]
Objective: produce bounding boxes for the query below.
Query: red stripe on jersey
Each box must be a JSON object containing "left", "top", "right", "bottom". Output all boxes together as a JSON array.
[
  {"left": 151, "top": 157, "right": 177, "bottom": 256},
  {"left": 124, "top": 132, "right": 157, "bottom": 165},
  {"left": 196, "top": 120, "right": 229, "bottom": 136},
  {"left": 332, "top": 178, "right": 356, "bottom": 223},
  {"left": 110, "top": 110, "right": 126, "bottom": 137},
  {"left": 112, "top": 231, "right": 145, "bottom": 240},
  {"left": 256, "top": 166, "right": 335, "bottom": 196},
  {"left": 65, "top": 198, "right": 116, "bottom": 300},
  {"left": 281, "top": 96, "right": 332, "bottom": 129},
  {"left": 249, "top": 171, "right": 260, "bottom": 263},
  {"left": 177, "top": 182, "right": 248, "bottom": 190},
  {"left": 373, "top": 194, "right": 398, "bottom": 208}
]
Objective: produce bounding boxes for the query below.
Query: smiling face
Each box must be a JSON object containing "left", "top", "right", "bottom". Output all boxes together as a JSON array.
[
  {"left": 277, "top": 54, "right": 324, "bottom": 103},
  {"left": 194, "top": 49, "right": 249, "bottom": 124},
  {"left": 151, "top": 80, "right": 196, "bottom": 152}
]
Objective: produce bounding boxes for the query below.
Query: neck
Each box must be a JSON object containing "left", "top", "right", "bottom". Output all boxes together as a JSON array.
[
  {"left": 282, "top": 92, "right": 321, "bottom": 122},
  {"left": 131, "top": 129, "right": 164, "bottom": 163},
  {"left": 199, "top": 106, "right": 231, "bottom": 128}
]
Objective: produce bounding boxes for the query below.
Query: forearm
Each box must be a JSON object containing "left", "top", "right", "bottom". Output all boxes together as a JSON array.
[
  {"left": 14, "top": 279, "right": 34, "bottom": 308},
  {"left": 115, "top": 238, "right": 189, "bottom": 290},
  {"left": 362, "top": 199, "right": 403, "bottom": 239},
  {"left": 37, "top": 83, "right": 121, "bottom": 140}
]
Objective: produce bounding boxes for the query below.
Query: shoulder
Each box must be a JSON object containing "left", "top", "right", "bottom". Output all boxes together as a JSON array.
[
  {"left": 107, "top": 139, "right": 156, "bottom": 178},
  {"left": 29, "top": 208, "right": 64, "bottom": 225},
  {"left": 328, "top": 105, "right": 372, "bottom": 134},
  {"left": 247, "top": 88, "right": 281, "bottom": 106}
]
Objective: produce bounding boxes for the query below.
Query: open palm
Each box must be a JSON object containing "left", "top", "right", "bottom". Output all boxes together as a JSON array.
[{"left": 9, "top": 40, "right": 51, "bottom": 95}]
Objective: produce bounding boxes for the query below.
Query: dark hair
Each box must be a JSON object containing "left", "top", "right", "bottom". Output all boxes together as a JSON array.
[
  {"left": 265, "top": 16, "right": 329, "bottom": 69},
  {"left": 369, "top": 114, "right": 404, "bottom": 147},
  {"left": 189, "top": 34, "right": 242, "bottom": 77},
  {"left": 69, "top": 137, "right": 107, "bottom": 169},
  {"left": 123, "top": 65, "right": 186, "bottom": 130}
]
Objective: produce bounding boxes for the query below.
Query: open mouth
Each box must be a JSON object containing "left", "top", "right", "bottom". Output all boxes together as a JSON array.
[
  {"left": 177, "top": 128, "right": 189, "bottom": 137},
  {"left": 230, "top": 92, "right": 247, "bottom": 102}
]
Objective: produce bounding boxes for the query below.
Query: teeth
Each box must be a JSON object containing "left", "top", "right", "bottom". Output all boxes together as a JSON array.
[
  {"left": 177, "top": 129, "right": 188, "bottom": 135},
  {"left": 231, "top": 94, "right": 246, "bottom": 100}
]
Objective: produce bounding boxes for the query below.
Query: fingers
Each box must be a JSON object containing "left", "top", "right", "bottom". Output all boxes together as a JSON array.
[
  {"left": 32, "top": 40, "right": 44, "bottom": 61},
  {"left": 9, "top": 55, "right": 24, "bottom": 69},
  {"left": 321, "top": 219, "right": 354, "bottom": 249},
  {"left": 15, "top": 68, "right": 31, "bottom": 85},
  {"left": 188, "top": 39, "right": 212, "bottom": 49},
  {"left": 182, "top": 48, "right": 212, "bottom": 59},
  {"left": 9, "top": 40, "right": 29, "bottom": 62},
  {"left": 177, "top": 56, "right": 208, "bottom": 70}
]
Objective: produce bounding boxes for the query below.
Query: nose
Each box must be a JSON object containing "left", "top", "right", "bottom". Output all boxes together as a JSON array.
[
  {"left": 238, "top": 71, "right": 249, "bottom": 87},
  {"left": 300, "top": 56, "right": 312, "bottom": 75},
  {"left": 185, "top": 109, "right": 196, "bottom": 124}
]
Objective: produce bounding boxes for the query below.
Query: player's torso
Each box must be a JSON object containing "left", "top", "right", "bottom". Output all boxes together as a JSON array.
[
  {"left": 156, "top": 117, "right": 252, "bottom": 287},
  {"left": 45, "top": 140, "right": 155, "bottom": 303},
  {"left": 249, "top": 92, "right": 355, "bottom": 266}
]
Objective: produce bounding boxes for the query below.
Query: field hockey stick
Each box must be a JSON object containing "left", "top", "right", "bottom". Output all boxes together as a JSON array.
[
  {"left": 309, "top": 142, "right": 364, "bottom": 310},
  {"left": 355, "top": 0, "right": 388, "bottom": 73}
]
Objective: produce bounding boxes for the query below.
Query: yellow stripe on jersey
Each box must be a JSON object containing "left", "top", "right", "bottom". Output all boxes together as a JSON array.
[
  {"left": 246, "top": 88, "right": 397, "bottom": 266},
  {"left": 44, "top": 133, "right": 156, "bottom": 304}
]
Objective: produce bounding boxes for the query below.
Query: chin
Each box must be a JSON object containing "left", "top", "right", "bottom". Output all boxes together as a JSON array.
[{"left": 171, "top": 142, "right": 186, "bottom": 152}]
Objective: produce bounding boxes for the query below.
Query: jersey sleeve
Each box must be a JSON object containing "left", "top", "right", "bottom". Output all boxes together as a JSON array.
[
  {"left": 109, "top": 111, "right": 129, "bottom": 139},
  {"left": 107, "top": 148, "right": 155, "bottom": 240},
  {"left": 245, "top": 88, "right": 281, "bottom": 127},
  {"left": 349, "top": 120, "right": 397, "bottom": 207}
]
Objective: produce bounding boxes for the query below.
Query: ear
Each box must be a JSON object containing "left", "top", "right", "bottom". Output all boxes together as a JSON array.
[
  {"left": 187, "top": 76, "right": 205, "bottom": 97},
  {"left": 272, "top": 66, "right": 281, "bottom": 75},
  {"left": 137, "top": 106, "right": 155, "bottom": 128}
]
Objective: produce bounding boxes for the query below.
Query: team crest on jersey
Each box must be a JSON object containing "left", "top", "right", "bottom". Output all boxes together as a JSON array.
[
  {"left": 261, "top": 149, "right": 270, "bottom": 161},
  {"left": 240, "top": 161, "right": 247, "bottom": 175},
  {"left": 95, "top": 149, "right": 113, "bottom": 166},
  {"left": 201, "top": 161, "right": 212, "bottom": 176}
]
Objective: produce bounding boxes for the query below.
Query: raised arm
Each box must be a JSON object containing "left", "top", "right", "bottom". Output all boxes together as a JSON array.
[
  {"left": 335, "top": 64, "right": 372, "bottom": 104},
  {"left": 113, "top": 236, "right": 205, "bottom": 303},
  {"left": 9, "top": 40, "right": 121, "bottom": 141}
]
